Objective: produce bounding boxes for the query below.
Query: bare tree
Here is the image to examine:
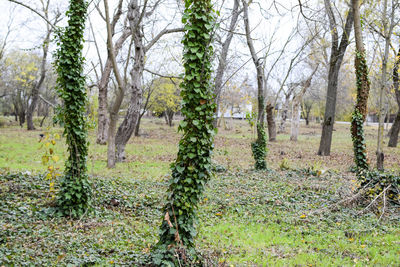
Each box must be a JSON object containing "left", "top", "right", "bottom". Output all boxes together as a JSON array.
[
  {"left": 27, "top": 0, "right": 61, "bottom": 130},
  {"left": 104, "top": 0, "right": 127, "bottom": 168},
  {"left": 374, "top": 0, "right": 398, "bottom": 170},
  {"left": 95, "top": 0, "right": 129, "bottom": 145},
  {"left": 114, "top": 0, "right": 183, "bottom": 162},
  {"left": 213, "top": 0, "right": 242, "bottom": 127},
  {"left": 290, "top": 64, "right": 318, "bottom": 141},
  {"left": 318, "top": 0, "right": 354, "bottom": 156}
]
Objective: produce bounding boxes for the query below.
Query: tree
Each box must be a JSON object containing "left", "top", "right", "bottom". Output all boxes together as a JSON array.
[
  {"left": 55, "top": 0, "right": 91, "bottom": 217},
  {"left": 213, "top": 0, "right": 242, "bottom": 127},
  {"left": 372, "top": 0, "right": 398, "bottom": 170},
  {"left": 388, "top": 47, "right": 400, "bottom": 147},
  {"left": 2, "top": 51, "right": 41, "bottom": 126},
  {"left": 148, "top": 77, "right": 181, "bottom": 127},
  {"left": 26, "top": 0, "right": 61, "bottom": 130},
  {"left": 94, "top": 0, "right": 129, "bottom": 145},
  {"left": 351, "top": 0, "right": 370, "bottom": 173},
  {"left": 318, "top": 0, "right": 354, "bottom": 156},
  {"left": 242, "top": 0, "right": 267, "bottom": 170},
  {"left": 290, "top": 65, "right": 318, "bottom": 141},
  {"left": 104, "top": 0, "right": 127, "bottom": 169},
  {"left": 114, "top": 0, "right": 183, "bottom": 162},
  {"left": 154, "top": 0, "right": 216, "bottom": 263}
]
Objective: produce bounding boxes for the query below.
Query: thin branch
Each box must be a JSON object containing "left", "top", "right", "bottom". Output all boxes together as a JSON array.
[
  {"left": 7, "top": 0, "right": 56, "bottom": 29},
  {"left": 144, "top": 68, "right": 181, "bottom": 79},
  {"left": 39, "top": 94, "right": 55, "bottom": 107},
  {"left": 145, "top": 27, "right": 184, "bottom": 52}
]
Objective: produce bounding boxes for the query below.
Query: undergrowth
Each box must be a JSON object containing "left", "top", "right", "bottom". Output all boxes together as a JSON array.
[{"left": 1, "top": 168, "right": 400, "bottom": 266}]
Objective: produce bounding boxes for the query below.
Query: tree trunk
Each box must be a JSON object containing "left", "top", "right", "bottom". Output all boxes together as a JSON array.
[
  {"left": 165, "top": 110, "right": 174, "bottom": 127},
  {"left": 388, "top": 47, "right": 400, "bottom": 147},
  {"left": 388, "top": 112, "right": 400, "bottom": 147},
  {"left": 243, "top": 0, "right": 267, "bottom": 170},
  {"left": 278, "top": 97, "right": 289, "bottom": 133},
  {"left": 266, "top": 103, "right": 276, "bottom": 141},
  {"left": 96, "top": 29, "right": 131, "bottom": 145},
  {"left": 27, "top": 26, "right": 51, "bottom": 131},
  {"left": 376, "top": 0, "right": 393, "bottom": 171},
  {"left": 134, "top": 113, "right": 143, "bottom": 136},
  {"left": 318, "top": 3, "right": 353, "bottom": 156},
  {"left": 212, "top": 0, "right": 240, "bottom": 128},
  {"left": 19, "top": 110, "right": 25, "bottom": 127},
  {"left": 107, "top": 112, "right": 118, "bottom": 168},
  {"left": 115, "top": 56, "right": 143, "bottom": 162},
  {"left": 351, "top": 0, "right": 370, "bottom": 172},
  {"left": 290, "top": 99, "right": 301, "bottom": 141},
  {"left": 96, "top": 75, "right": 109, "bottom": 145},
  {"left": 26, "top": 97, "right": 37, "bottom": 130},
  {"left": 39, "top": 110, "right": 48, "bottom": 127},
  {"left": 104, "top": 0, "right": 126, "bottom": 168},
  {"left": 305, "top": 109, "right": 310, "bottom": 126}
]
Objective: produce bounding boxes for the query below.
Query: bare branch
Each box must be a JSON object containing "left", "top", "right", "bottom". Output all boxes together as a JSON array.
[{"left": 7, "top": 0, "right": 56, "bottom": 29}]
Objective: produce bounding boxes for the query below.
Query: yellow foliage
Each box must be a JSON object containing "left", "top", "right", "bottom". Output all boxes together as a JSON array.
[{"left": 148, "top": 77, "right": 182, "bottom": 115}]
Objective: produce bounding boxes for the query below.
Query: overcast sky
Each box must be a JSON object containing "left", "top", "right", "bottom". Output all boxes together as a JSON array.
[{"left": 0, "top": 0, "right": 310, "bottom": 91}]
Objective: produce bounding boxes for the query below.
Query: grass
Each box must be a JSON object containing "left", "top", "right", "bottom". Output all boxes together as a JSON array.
[{"left": 0, "top": 117, "right": 400, "bottom": 265}]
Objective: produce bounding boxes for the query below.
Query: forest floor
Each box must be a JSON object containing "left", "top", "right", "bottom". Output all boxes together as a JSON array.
[{"left": 0, "top": 117, "right": 400, "bottom": 265}]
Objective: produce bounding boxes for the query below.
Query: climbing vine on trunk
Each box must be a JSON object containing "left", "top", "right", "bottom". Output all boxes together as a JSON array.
[
  {"left": 153, "top": 0, "right": 216, "bottom": 264},
  {"left": 351, "top": 51, "right": 370, "bottom": 174},
  {"left": 54, "top": 0, "right": 91, "bottom": 217},
  {"left": 251, "top": 123, "right": 267, "bottom": 170}
]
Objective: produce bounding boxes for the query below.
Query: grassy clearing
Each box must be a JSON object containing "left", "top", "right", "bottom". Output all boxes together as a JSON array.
[
  {"left": 1, "top": 117, "right": 399, "bottom": 176},
  {"left": 0, "top": 117, "right": 400, "bottom": 265}
]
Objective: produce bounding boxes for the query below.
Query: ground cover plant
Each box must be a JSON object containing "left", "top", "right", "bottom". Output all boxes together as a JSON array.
[{"left": 1, "top": 118, "right": 400, "bottom": 266}]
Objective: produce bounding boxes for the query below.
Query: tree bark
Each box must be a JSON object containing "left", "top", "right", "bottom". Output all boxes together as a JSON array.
[
  {"left": 96, "top": 29, "right": 131, "bottom": 145},
  {"left": 376, "top": 0, "right": 394, "bottom": 170},
  {"left": 213, "top": 0, "right": 241, "bottom": 127},
  {"left": 243, "top": 0, "right": 267, "bottom": 169},
  {"left": 104, "top": 0, "right": 126, "bottom": 168},
  {"left": 279, "top": 95, "right": 290, "bottom": 133},
  {"left": 389, "top": 47, "right": 400, "bottom": 147},
  {"left": 290, "top": 66, "right": 318, "bottom": 141},
  {"left": 290, "top": 100, "right": 301, "bottom": 141},
  {"left": 115, "top": 0, "right": 144, "bottom": 162},
  {"left": 266, "top": 103, "right": 276, "bottom": 141},
  {"left": 318, "top": 2, "right": 354, "bottom": 156},
  {"left": 114, "top": 0, "right": 183, "bottom": 161},
  {"left": 27, "top": 33, "right": 50, "bottom": 130}
]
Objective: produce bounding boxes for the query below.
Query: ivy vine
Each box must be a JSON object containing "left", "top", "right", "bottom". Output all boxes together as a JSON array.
[
  {"left": 351, "top": 50, "right": 370, "bottom": 177},
  {"left": 54, "top": 0, "right": 91, "bottom": 217},
  {"left": 153, "top": 0, "right": 216, "bottom": 265},
  {"left": 351, "top": 110, "right": 369, "bottom": 174},
  {"left": 251, "top": 123, "right": 267, "bottom": 170},
  {"left": 350, "top": 51, "right": 400, "bottom": 201}
]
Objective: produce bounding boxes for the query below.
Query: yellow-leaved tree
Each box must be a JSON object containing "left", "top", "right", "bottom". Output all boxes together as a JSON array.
[{"left": 148, "top": 77, "right": 182, "bottom": 126}]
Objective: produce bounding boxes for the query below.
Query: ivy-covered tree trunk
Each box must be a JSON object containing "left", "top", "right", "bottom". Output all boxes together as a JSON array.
[
  {"left": 351, "top": 0, "right": 370, "bottom": 174},
  {"left": 243, "top": 0, "right": 267, "bottom": 170},
  {"left": 153, "top": 0, "right": 216, "bottom": 264},
  {"left": 55, "top": 0, "right": 91, "bottom": 217}
]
